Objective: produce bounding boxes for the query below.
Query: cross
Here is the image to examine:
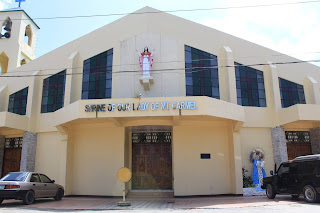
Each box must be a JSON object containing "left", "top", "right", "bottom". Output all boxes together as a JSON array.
[{"left": 15, "top": 0, "right": 26, "bottom": 7}]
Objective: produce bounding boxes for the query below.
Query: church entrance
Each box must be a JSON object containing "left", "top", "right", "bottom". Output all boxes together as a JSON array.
[
  {"left": 2, "top": 138, "right": 23, "bottom": 177},
  {"left": 131, "top": 126, "right": 172, "bottom": 189},
  {"left": 285, "top": 131, "right": 312, "bottom": 160}
]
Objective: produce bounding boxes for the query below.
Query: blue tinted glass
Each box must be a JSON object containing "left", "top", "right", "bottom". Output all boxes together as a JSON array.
[
  {"left": 279, "top": 78, "right": 305, "bottom": 108},
  {"left": 82, "top": 49, "right": 113, "bottom": 99},
  {"left": 212, "top": 87, "right": 219, "bottom": 97},
  {"left": 8, "top": 88, "right": 28, "bottom": 115},
  {"left": 185, "top": 45, "right": 219, "bottom": 99},
  {"left": 235, "top": 62, "right": 266, "bottom": 107},
  {"left": 41, "top": 71, "right": 66, "bottom": 113}
]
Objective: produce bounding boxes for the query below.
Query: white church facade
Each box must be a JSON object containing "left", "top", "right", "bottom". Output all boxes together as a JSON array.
[{"left": 1, "top": 7, "right": 320, "bottom": 196}]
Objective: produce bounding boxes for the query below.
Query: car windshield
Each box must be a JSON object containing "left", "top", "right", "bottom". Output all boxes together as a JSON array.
[{"left": 0, "top": 172, "right": 28, "bottom": 181}]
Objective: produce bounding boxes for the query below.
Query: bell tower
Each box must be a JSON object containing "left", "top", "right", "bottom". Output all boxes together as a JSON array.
[{"left": 0, "top": 8, "right": 39, "bottom": 75}]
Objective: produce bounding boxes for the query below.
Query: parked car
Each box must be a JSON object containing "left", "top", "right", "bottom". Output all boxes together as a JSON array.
[
  {"left": 0, "top": 172, "right": 64, "bottom": 205},
  {"left": 262, "top": 154, "right": 320, "bottom": 203}
]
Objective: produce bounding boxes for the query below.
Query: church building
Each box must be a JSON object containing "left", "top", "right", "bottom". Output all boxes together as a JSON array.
[{"left": 1, "top": 7, "right": 320, "bottom": 196}]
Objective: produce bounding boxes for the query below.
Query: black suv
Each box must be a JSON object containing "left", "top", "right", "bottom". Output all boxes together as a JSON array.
[{"left": 262, "top": 154, "right": 320, "bottom": 203}]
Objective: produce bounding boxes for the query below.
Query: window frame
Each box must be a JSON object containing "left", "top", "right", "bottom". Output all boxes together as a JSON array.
[
  {"left": 8, "top": 87, "right": 29, "bottom": 115},
  {"left": 184, "top": 45, "right": 219, "bottom": 99},
  {"left": 81, "top": 49, "right": 113, "bottom": 100},
  {"left": 41, "top": 70, "right": 66, "bottom": 113},
  {"left": 235, "top": 62, "right": 266, "bottom": 107},
  {"left": 279, "top": 78, "right": 306, "bottom": 108},
  {"left": 39, "top": 174, "right": 52, "bottom": 183}
]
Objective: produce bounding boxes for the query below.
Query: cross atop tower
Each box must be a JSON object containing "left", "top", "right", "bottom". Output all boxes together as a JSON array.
[{"left": 15, "top": 0, "right": 26, "bottom": 8}]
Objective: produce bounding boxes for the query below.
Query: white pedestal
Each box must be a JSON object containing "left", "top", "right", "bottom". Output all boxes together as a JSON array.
[
  {"left": 139, "top": 76, "right": 154, "bottom": 91},
  {"left": 243, "top": 187, "right": 266, "bottom": 196}
]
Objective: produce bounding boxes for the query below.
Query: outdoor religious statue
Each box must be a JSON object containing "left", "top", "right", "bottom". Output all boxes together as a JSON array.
[
  {"left": 251, "top": 149, "right": 266, "bottom": 191},
  {"left": 136, "top": 47, "right": 155, "bottom": 77}
]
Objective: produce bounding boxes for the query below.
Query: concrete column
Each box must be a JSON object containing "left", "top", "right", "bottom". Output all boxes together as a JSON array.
[
  {"left": 264, "top": 62, "right": 282, "bottom": 112},
  {"left": 271, "top": 126, "right": 288, "bottom": 168},
  {"left": 0, "top": 86, "right": 8, "bottom": 112},
  {"left": 218, "top": 46, "right": 237, "bottom": 104},
  {"left": 20, "top": 132, "right": 37, "bottom": 172},
  {"left": 309, "top": 127, "right": 320, "bottom": 154},
  {"left": 303, "top": 76, "right": 320, "bottom": 105},
  {"left": 0, "top": 136, "right": 5, "bottom": 177},
  {"left": 26, "top": 71, "right": 41, "bottom": 133},
  {"left": 58, "top": 134, "right": 68, "bottom": 193},
  {"left": 64, "top": 52, "right": 83, "bottom": 106},
  {"left": 232, "top": 132, "right": 243, "bottom": 194}
]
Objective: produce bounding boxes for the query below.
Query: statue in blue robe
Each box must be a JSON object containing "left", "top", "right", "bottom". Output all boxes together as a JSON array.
[{"left": 252, "top": 156, "right": 266, "bottom": 190}]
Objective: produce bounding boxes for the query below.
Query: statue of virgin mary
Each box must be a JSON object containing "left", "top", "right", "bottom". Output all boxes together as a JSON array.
[{"left": 252, "top": 155, "right": 266, "bottom": 191}]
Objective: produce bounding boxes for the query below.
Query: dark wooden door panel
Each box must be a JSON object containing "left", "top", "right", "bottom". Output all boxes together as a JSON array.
[
  {"left": 2, "top": 148, "right": 22, "bottom": 177},
  {"left": 287, "top": 142, "right": 312, "bottom": 160},
  {"left": 132, "top": 132, "right": 172, "bottom": 189}
]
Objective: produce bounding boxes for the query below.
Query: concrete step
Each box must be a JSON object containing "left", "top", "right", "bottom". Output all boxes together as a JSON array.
[{"left": 127, "top": 190, "right": 174, "bottom": 198}]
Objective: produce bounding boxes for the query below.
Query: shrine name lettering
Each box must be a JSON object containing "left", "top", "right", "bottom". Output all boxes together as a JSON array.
[{"left": 85, "top": 101, "right": 197, "bottom": 112}]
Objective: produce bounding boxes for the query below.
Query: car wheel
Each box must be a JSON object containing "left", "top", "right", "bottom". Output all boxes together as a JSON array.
[
  {"left": 0, "top": 198, "right": 4, "bottom": 204},
  {"left": 23, "top": 190, "right": 35, "bottom": 205},
  {"left": 54, "top": 188, "right": 64, "bottom": 201},
  {"left": 291, "top": 194, "right": 299, "bottom": 199},
  {"left": 266, "top": 184, "right": 276, "bottom": 199},
  {"left": 303, "top": 185, "right": 319, "bottom": 203}
]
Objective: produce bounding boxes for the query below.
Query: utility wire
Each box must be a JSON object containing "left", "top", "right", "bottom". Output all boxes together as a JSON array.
[
  {"left": 2, "top": 0, "right": 320, "bottom": 21},
  {"left": 3, "top": 50, "right": 320, "bottom": 75},
  {"left": 1, "top": 59, "right": 319, "bottom": 78}
]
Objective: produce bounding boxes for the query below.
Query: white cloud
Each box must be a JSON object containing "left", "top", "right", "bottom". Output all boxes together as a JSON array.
[
  {"left": 0, "top": 0, "right": 11, "bottom": 10},
  {"left": 0, "top": 2, "right": 5, "bottom": 10},
  {"left": 201, "top": 0, "right": 320, "bottom": 65}
]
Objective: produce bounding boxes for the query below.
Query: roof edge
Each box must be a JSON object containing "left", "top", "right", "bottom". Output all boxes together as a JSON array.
[{"left": 0, "top": 8, "right": 40, "bottom": 29}]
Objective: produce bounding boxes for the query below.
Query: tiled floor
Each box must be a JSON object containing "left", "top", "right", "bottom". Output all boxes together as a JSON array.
[{"left": 1, "top": 195, "right": 304, "bottom": 210}]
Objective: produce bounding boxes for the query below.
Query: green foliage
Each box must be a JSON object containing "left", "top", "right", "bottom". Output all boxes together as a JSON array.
[{"left": 242, "top": 167, "right": 254, "bottom": 188}]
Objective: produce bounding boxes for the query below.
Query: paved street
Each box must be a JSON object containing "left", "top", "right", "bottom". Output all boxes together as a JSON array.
[{"left": 0, "top": 195, "right": 320, "bottom": 212}]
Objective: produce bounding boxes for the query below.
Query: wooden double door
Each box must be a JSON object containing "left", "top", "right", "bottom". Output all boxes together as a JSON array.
[
  {"left": 1, "top": 138, "right": 23, "bottom": 177},
  {"left": 287, "top": 142, "right": 312, "bottom": 160},
  {"left": 285, "top": 131, "right": 312, "bottom": 160},
  {"left": 132, "top": 132, "right": 172, "bottom": 189}
]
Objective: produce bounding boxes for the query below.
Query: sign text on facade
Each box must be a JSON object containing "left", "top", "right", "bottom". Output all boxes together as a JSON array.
[{"left": 85, "top": 101, "right": 197, "bottom": 112}]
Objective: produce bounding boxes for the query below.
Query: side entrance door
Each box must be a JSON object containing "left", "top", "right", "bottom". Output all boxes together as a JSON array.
[
  {"left": 132, "top": 131, "right": 172, "bottom": 189},
  {"left": 286, "top": 131, "right": 312, "bottom": 160},
  {"left": 2, "top": 138, "right": 23, "bottom": 177}
]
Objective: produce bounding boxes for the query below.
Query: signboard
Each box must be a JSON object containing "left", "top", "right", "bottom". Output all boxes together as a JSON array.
[
  {"left": 85, "top": 101, "right": 198, "bottom": 112},
  {"left": 117, "top": 167, "right": 132, "bottom": 183}
]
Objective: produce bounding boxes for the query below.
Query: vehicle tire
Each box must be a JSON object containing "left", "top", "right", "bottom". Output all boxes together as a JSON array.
[
  {"left": 23, "top": 190, "right": 35, "bottom": 205},
  {"left": 266, "top": 184, "right": 276, "bottom": 199},
  {"left": 0, "top": 198, "right": 4, "bottom": 204},
  {"left": 291, "top": 194, "right": 299, "bottom": 199},
  {"left": 54, "top": 188, "right": 64, "bottom": 201},
  {"left": 303, "top": 185, "right": 319, "bottom": 203}
]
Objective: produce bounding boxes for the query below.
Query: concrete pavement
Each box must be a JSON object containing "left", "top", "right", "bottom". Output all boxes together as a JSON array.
[{"left": 0, "top": 195, "right": 317, "bottom": 211}]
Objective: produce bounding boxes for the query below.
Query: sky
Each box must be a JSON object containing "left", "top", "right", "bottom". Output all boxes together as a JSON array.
[{"left": 1, "top": 0, "right": 320, "bottom": 66}]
